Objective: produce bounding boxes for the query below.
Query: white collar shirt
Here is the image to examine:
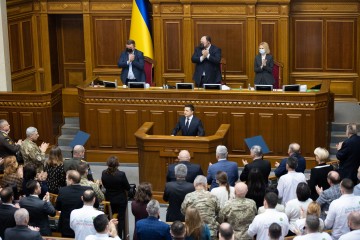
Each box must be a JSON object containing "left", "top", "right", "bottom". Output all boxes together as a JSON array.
[
  {"left": 339, "top": 229, "right": 360, "bottom": 240},
  {"left": 293, "top": 232, "right": 332, "bottom": 240},
  {"left": 285, "top": 198, "right": 312, "bottom": 232},
  {"left": 85, "top": 233, "right": 121, "bottom": 240},
  {"left": 70, "top": 205, "right": 104, "bottom": 240},
  {"left": 277, "top": 171, "right": 306, "bottom": 205}
]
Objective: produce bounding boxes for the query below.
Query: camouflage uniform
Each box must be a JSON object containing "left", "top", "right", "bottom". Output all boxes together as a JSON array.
[
  {"left": 219, "top": 198, "right": 257, "bottom": 240},
  {"left": 20, "top": 138, "right": 45, "bottom": 172},
  {"left": 79, "top": 176, "right": 105, "bottom": 202},
  {"left": 181, "top": 189, "right": 220, "bottom": 239}
]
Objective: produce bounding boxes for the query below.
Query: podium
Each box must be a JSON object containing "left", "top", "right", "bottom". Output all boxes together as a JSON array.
[{"left": 135, "top": 122, "right": 230, "bottom": 198}]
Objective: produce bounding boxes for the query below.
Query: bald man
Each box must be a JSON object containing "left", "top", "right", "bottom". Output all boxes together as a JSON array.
[
  {"left": 166, "top": 150, "right": 203, "bottom": 183},
  {"left": 219, "top": 182, "right": 257, "bottom": 240},
  {"left": 339, "top": 211, "right": 360, "bottom": 239},
  {"left": 219, "top": 223, "right": 234, "bottom": 240},
  {"left": 274, "top": 143, "right": 306, "bottom": 178},
  {"left": 63, "top": 145, "right": 94, "bottom": 181}
]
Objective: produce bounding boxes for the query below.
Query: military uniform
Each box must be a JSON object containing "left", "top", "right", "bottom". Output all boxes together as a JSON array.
[
  {"left": 219, "top": 198, "right": 257, "bottom": 240},
  {"left": 0, "top": 131, "right": 20, "bottom": 158},
  {"left": 63, "top": 157, "right": 94, "bottom": 181},
  {"left": 20, "top": 138, "right": 45, "bottom": 172},
  {"left": 181, "top": 189, "right": 220, "bottom": 239}
]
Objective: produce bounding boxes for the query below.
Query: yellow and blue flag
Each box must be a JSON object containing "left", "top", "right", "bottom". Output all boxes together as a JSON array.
[{"left": 130, "top": 0, "right": 154, "bottom": 59}]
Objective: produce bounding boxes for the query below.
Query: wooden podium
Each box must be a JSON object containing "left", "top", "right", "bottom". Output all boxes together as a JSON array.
[{"left": 135, "top": 122, "right": 230, "bottom": 198}]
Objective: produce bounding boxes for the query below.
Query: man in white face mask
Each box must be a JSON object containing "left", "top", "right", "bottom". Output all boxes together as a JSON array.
[{"left": 254, "top": 41, "right": 275, "bottom": 86}]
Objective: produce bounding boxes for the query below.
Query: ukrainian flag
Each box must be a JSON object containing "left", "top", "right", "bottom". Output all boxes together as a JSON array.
[{"left": 130, "top": 0, "right": 154, "bottom": 59}]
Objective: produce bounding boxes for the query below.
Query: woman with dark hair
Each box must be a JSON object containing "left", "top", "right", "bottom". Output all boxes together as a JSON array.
[
  {"left": 1, "top": 155, "right": 23, "bottom": 198},
  {"left": 101, "top": 156, "right": 130, "bottom": 239},
  {"left": 245, "top": 168, "right": 267, "bottom": 209},
  {"left": 210, "top": 171, "right": 234, "bottom": 208},
  {"left": 22, "top": 162, "right": 48, "bottom": 199},
  {"left": 185, "top": 207, "right": 211, "bottom": 240},
  {"left": 44, "top": 146, "right": 66, "bottom": 194},
  {"left": 131, "top": 182, "right": 152, "bottom": 240}
]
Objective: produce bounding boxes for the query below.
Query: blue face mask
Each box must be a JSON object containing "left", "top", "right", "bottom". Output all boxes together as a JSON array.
[{"left": 259, "top": 49, "right": 266, "bottom": 55}]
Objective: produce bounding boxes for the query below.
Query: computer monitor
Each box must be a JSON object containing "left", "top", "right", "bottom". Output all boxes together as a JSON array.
[
  {"left": 176, "top": 83, "right": 194, "bottom": 90},
  {"left": 203, "top": 84, "right": 222, "bottom": 90},
  {"left": 103, "top": 81, "right": 117, "bottom": 88},
  {"left": 254, "top": 84, "right": 273, "bottom": 91},
  {"left": 128, "top": 82, "right": 145, "bottom": 88},
  {"left": 282, "top": 84, "right": 300, "bottom": 92}
]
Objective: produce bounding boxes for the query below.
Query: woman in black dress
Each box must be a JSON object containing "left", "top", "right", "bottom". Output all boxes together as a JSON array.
[
  {"left": 44, "top": 146, "right": 66, "bottom": 194},
  {"left": 245, "top": 168, "right": 267, "bottom": 209}
]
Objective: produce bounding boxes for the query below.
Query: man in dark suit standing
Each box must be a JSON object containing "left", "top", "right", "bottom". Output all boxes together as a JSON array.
[
  {"left": 274, "top": 143, "right": 306, "bottom": 178},
  {"left": 4, "top": 208, "right": 42, "bottom": 240},
  {"left": 0, "top": 187, "right": 17, "bottom": 239},
  {"left": 163, "top": 164, "right": 195, "bottom": 222},
  {"left": 336, "top": 123, "right": 360, "bottom": 183},
  {"left": 117, "top": 39, "right": 145, "bottom": 85},
  {"left": 171, "top": 104, "right": 205, "bottom": 137},
  {"left": 166, "top": 150, "right": 203, "bottom": 183},
  {"left": 192, "top": 36, "right": 222, "bottom": 87},
  {"left": 0, "top": 119, "right": 22, "bottom": 172},
  {"left": 56, "top": 170, "right": 93, "bottom": 238},
  {"left": 20, "top": 180, "right": 56, "bottom": 236}
]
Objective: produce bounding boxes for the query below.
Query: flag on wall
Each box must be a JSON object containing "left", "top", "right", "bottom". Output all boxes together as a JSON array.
[{"left": 130, "top": 0, "right": 154, "bottom": 59}]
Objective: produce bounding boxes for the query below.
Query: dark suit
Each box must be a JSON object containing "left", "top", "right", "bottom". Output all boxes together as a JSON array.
[
  {"left": 63, "top": 158, "right": 94, "bottom": 181},
  {"left": 4, "top": 225, "right": 42, "bottom": 240},
  {"left": 308, "top": 163, "right": 333, "bottom": 200},
  {"left": 118, "top": 49, "right": 145, "bottom": 84},
  {"left": 0, "top": 131, "right": 20, "bottom": 158},
  {"left": 171, "top": 115, "right": 205, "bottom": 136},
  {"left": 0, "top": 204, "right": 17, "bottom": 239},
  {"left": 207, "top": 160, "right": 239, "bottom": 190},
  {"left": 239, "top": 158, "right": 271, "bottom": 184},
  {"left": 254, "top": 54, "right": 275, "bottom": 85},
  {"left": 336, "top": 134, "right": 360, "bottom": 183},
  {"left": 274, "top": 153, "right": 306, "bottom": 178},
  {"left": 136, "top": 216, "right": 172, "bottom": 240},
  {"left": 20, "top": 195, "right": 56, "bottom": 236},
  {"left": 55, "top": 184, "right": 93, "bottom": 238},
  {"left": 163, "top": 180, "right": 195, "bottom": 222},
  {"left": 166, "top": 161, "right": 203, "bottom": 183},
  {"left": 191, "top": 45, "right": 222, "bottom": 87}
]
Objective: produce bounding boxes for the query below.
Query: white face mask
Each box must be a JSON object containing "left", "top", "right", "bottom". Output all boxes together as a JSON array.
[{"left": 259, "top": 49, "right": 266, "bottom": 55}]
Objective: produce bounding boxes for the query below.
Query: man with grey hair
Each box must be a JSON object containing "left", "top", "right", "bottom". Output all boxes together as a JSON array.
[
  {"left": 293, "top": 215, "right": 331, "bottom": 240},
  {"left": 182, "top": 175, "right": 220, "bottom": 239},
  {"left": 0, "top": 119, "right": 22, "bottom": 171},
  {"left": 163, "top": 163, "right": 195, "bottom": 222},
  {"left": 64, "top": 145, "right": 94, "bottom": 181},
  {"left": 336, "top": 123, "right": 360, "bottom": 183},
  {"left": 339, "top": 211, "right": 360, "bottom": 239},
  {"left": 240, "top": 145, "right": 271, "bottom": 184},
  {"left": 166, "top": 149, "right": 203, "bottom": 183},
  {"left": 136, "top": 199, "right": 172, "bottom": 240},
  {"left": 20, "top": 126, "right": 49, "bottom": 172},
  {"left": 207, "top": 145, "right": 239, "bottom": 189},
  {"left": 4, "top": 208, "right": 42, "bottom": 240},
  {"left": 274, "top": 143, "right": 306, "bottom": 178}
]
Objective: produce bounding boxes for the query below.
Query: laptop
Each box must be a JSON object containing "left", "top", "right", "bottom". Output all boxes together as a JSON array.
[
  {"left": 176, "top": 83, "right": 194, "bottom": 90},
  {"left": 128, "top": 82, "right": 145, "bottom": 88},
  {"left": 203, "top": 84, "right": 222, "bottom": 90},
  {"left": 254, "top": 85, "right": 273, "bottom": 91}
]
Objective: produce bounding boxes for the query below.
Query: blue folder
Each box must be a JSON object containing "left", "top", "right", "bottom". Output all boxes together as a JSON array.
[
  {"left": 69, "top": 130, "right": 90, "bottom": 148},
  {"left": 244, "top": 135, "right": 270, "bottom": 154}
]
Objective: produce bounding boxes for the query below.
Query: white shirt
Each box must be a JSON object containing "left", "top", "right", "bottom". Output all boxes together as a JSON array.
[
  {"left": 325, "top": 194, "right": 360, "bottom": 240},
  {"left": 127, "top": 53, "right": 135, "bottom": 80},
  {"left": 339, "top": 229, "right": 360, "bottom": 240},
  {"left": 285, "top": 198, "right": 312, "bottom": 232},
  {"left": 210, "top": 186, "right": 235, "bottom": 208},
  {"left": 248, "top": 208, "right": 289, "bottom": 240},
  {"left": 185, "top": 115, "right": 193, "bottom": 126},
  {"left": 70, "top": 205, "right": 104, "bottom": 240},
  {"left": 258, "top": 203, "right": 285, "bottom": 214},
  {"left": 85, "top": 233, "right": 121, "bottom": 240},
  {"left": 293, "top": 232, "right": 332, "bottom": 240},
  {"left": 295, "top": 217, "right": 324, "bottom": 235},
  {"left": 277, "top": 171, "right": 306, "bottom": 205}
]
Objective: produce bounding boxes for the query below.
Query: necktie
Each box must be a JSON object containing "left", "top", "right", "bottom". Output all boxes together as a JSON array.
[{"left": 186, "top": 118, "right": 190, "bottom": 129}]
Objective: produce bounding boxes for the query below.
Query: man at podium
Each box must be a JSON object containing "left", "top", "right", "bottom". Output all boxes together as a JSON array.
[{"left": 171, "top": 104, "right": 205, "bottom": 137}]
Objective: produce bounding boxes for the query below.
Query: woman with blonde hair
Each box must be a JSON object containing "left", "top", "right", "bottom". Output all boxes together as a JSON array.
[
  {"left": 1, "top": 155, "right": 23, "bottom": 197},
  {"left": 185, "top": 207, "right": 211, "bottom": 240},
  {"left": 210, "top": 171, "right": 235, "bottom": 208},
  {"left": 254, "top": 42, "right": 275, "bottom": 86},
  {"left": 44, "top": 146, "right": 66, "bottom": 194},
  {"left": 294, "top": 201, "right": 324, "bottom": 235}
]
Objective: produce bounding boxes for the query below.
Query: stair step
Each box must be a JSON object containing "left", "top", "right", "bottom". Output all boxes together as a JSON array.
[
  {"left": 58, "top": 135, "right": 75, "bottom": 146},
  {"left": 59, "top": 146, "right": 73, "bottom": 158},
  {"left": 61, "top": 123, "right": 80, "bottom": 135},
  {"left": 64, "top": 117, "right": 80, "bottom": 125},
  {"left": 331, "top": 123, "right": 347, "bottom": 131},
  {"left": 331, "top": 131, "right": 347, "bottom": 143}
]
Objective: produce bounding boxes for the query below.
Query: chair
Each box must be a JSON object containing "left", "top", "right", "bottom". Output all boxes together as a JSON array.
[
  {"left": 100, "top": 200, "right": 114, "bottom": 219},
  {"left": 144, "top": 56, "right": 156, "bottom": 86},
  {"left": 272, "top": 60, "right": 283, "bottom": 89},
  {"left": 220, "top": 57, "right": 227, "bottom": 83},
  {"left": 49, "top": 193, "right": 58, "bottom": 206}
]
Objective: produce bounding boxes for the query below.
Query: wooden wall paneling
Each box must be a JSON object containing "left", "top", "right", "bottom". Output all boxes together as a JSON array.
[
  {"left": 229, "top": 112, "right": 247, "bottom": 153},
  {"left": 246, "top": 4, "right": 256, "bottom": 86},
  {"left": 285, "top": 113, "right": 302, "bottom": 150},
  {"left": 114, "top": 109, "right": 123, "bottom": 148},
  {"left": 21, "top": 20, "right": 34, "bottom": 69},
  {"left": 202, "top": 111, "right": 220, "bottom": 136},
  {"left": 303, "top": 113, "right": 314, "bottom": 156},
  {"left": 258, "top": 113, "right": 275, "bottom": 152},
  {"left": 149, "top": 110, "right": 167, "bottom": 135},
  {"left": 274, "top": 113, "right": 285, "bottom": 154},
  {"left": 8, "top": 22, "right": 22, "bottom": 72},
  {"left": 83, "top": 8, "right": 93, "bottom": 81},
  {"left": 163, "top": 19, "right": 183, "bottom": 73},
  {"left": 87, "top": 108, "right": 98, "bottom": 148},
  {"left": 12, "top": 74, "right": 36, "bottom": 91},
  {"left": 257, "top": 20, "right": 277, "bottom": 60},
  {"left": 40, "top": 10, "right": 52, "bottom": 91},
  {"left": 97, "top": 109, "right": 113, "bottom": 147},
  {"left": 123, "top": 110, "right": 139, "bottom": 148}
]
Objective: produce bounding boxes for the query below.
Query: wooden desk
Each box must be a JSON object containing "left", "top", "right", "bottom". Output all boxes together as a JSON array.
[{"left": 78, "top": 81, "right": 332, "bottom": 168}]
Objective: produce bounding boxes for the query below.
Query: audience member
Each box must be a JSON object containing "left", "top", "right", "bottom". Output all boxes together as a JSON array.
[
  {"left": 0, "top": 119, "right": 22, "bottom": 163},
  {"left": 277, "top": 157, "right": 306, "bottom": 205},
  {"left": 293, "top": 215, "right": 331, "bottom": 240},
  {"left": 19, "top": 179, "right": 56, "bottom": 236},
  {"left": 22, "top": 163, "right": 48, "bottom": 199},
  {"left": 316, "top": 171, "right": 341, "bottom": 219},
  {"left": 4, "top": 208, "right": 42, "bottom": 240},
  {"left": 85, "top": 214, "right": 120, "bottom": 240},
  {"left": 20, "top": 126, "right": 49, "bottom": 172},
  {"left": 294, "top": 201, "right": 324, "bottom": 235},
  {"left": 171, "top": 104, "right": 205, "bottom": 136},
  {"left": 268, "top": 223, "right": 282, "bottom": 240},
  {"left": 101, "top": 156, "right": 130, "bottom": 239},
  {"left": 248, "top": 192, "right": 289, "bottom": 239},
  {"left": 163, "top": 164, "right": 195, "bottom": 221},
  {"left": 0, "top": 187, "right": 17, "bottom": 239},
  {"left": 274, "top": 143, "right": 306, "bottom": 178},
  {"left": 245, "top": 168, "right": 267, "bottom": 209},
  {"left": 339, "top": 211, "right": 360, "bottom": 239},
  {"left": 166, "top": 150, "right": 203, "bottom": 183},
  {"left": 308, "top": 147, "right": 333, "bottom": 200},
  {"left": 63, "top": 145, "right": 94, "bottom": 181},
  {"left": 56, "top": 170, "right": 93, "bottom": 238},
  {"left": 240, "top": 145, "right": 271, "bottom": 184},
  {"left": 336, "top": 123, "right": 360, "bottom": 183},
  {"left": 70, "top": 190, "right": 103, "bottom": 240},
  {"left": 353, "top": 166, "right": 360, "bottom": 195},
  {"left": 136, "top": 199, "right": 172, "bottom": 240},
  {"left": 78, "top": 162, "right": 104, "bottom": 202},
  {"left": 218, "top": 222, "right": 234, "bottom": 240},
  {"left": 258, "top": 185, "right": 285, "bottom": 214},
  {"left": 184, "top": 207, "right": 211, "bottom": 240},
  {"left": 219, "top": 182, "right": 257, "bottom": 240},
  {"left": 182, "top": 175, "right": 220, "bottom": 238},
  {"left": 325, "top": 178, "right": 360, "bottom": 239},
  {"left": 210, "top": 171, "right": 235, "bottom": 208},
  {"left": 171, "top": 221, "right": 186, "bottom": 240},
  {"left": 44, "top": 146, "right": 66, "bottom": 194},
  {"left": 131, "top": 182, "right": 152, "bottom": 240},
  {"left": 1, "top": 156, "right": 23, "bottom": 196},
  {"left": 207, "top": 145, "right": 238, "bottom": 189}
]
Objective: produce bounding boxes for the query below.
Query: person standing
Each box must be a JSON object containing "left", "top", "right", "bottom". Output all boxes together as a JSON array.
[
  {"left": 171, "top": 104, "right": 205, "bottom": 137},
  {"left": 254, "top": 42, "right": 275, "bottom": 85},
  {"left": 0, "top": 187, "right": 18, "bottom": 239},
  {"left": 0, "top": 119, "right": 22, "bottom": 163},
  {"left": 274, "top": 143, "right": 306, "bottom": 178}
]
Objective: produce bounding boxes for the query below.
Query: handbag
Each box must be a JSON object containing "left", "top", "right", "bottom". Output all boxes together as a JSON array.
[{"left": 128, "top": 184, "right": 136, "bottom": 200}]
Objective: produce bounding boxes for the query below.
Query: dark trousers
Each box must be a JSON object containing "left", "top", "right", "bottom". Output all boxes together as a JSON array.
[{"left": 111, "top": 203, "right": 127, "bottom": 239}]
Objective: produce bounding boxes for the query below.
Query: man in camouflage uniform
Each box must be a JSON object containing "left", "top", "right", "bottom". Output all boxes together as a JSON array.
[
  {"left": 0, "top": 119, "right": 22, "bottom": 173},
  {"left": 63, "top": 145, "right": 94, "bottom": 181},
  {"left": 219, "top": 182, "right": 257, "bottom": 240},
  {"left": 77, "top": 161, "right": 104, "bottom": 202},
  {"left": 20, "top": 126, "right": 49, "bottom": 172},
  {"left": 181, "top": 175, "right": 220, "bottom": 239}
]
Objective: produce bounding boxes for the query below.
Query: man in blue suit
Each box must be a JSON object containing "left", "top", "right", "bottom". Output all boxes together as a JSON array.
[
  {"left": 171, "top": 104, "right": 205, "bottom": 137},
  {"left": 274, "top": 143, "right": 306, "bottom": 178},
  {"left": 207, "top": 145, "right": 239, "bottom": 190},
  {"left": 117, "top": 39, "right": 145, "bottom": 85}
]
